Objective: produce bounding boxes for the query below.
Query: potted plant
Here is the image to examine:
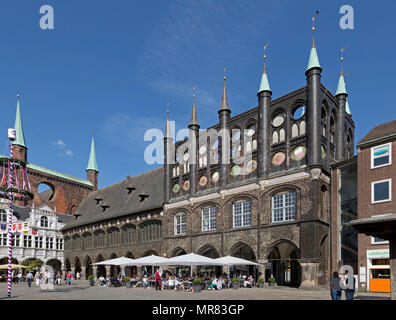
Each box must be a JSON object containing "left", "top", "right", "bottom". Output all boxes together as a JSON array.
[
  {"left": 123, "top": 276, "right": 131, "bottom": 288},
  {"left": 258, "top": 277, "right": 265, "bottom": 288},
  {"left": 87, "top": 275, "right": 95, "bottom": 286},
  {"left": 232, "top": 278, "right": 240, "bottom": 290},
  {"left": 269, "top": 276, "right": 276, "bottom": 286},
  {"left": 193, "top": 278, "right": 202, "bottom": 293}
]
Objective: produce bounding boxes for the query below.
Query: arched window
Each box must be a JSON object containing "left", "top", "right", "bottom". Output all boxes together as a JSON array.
[
  {"left": 174, "top": 213, "right": 186, "bottom": 235},
  {"left": 232, "top": 201, "right": 251, "bottom": 228},
  {"left": 122, "top": 224, "right": 136, "bottom": 244},
  {"left": 82, "top": 232, "right": 93, "bottom": 250},
  {"left": 330, "top": 115, "right": 335, "bottom": 145},
  {"left": 94, "top": 230, "right": 106, "bottom": 248},
  {"left": 202, "top": 206, "right": 217, "bottom": 231},
  {"left": 64, "top": 236, "right": 71, "bottom": 251},
  {"left": 272, "top": 191, "right": 296, "bottom": 223},
  {"left": 321, "top": 107, "right": 327, "bottom": 137},
  {"left": 40, "top": 216, "right": 48, "bottom": 228},
  {"left": 138, "top": 221, "right": 162, "bottom": 243},
  {"left": 107, "top": 228, "right": 120, "bottom": 247},
  {"left": 72, "top": 234, "right": 81, "bottom": 250},
  {"left": 320, "top": 185, "right": 329, "bottom": 219}
]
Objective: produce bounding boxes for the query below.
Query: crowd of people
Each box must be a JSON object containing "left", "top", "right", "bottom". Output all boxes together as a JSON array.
[{"left": 95, "top": 269, "right": 257, "bottom": 292}]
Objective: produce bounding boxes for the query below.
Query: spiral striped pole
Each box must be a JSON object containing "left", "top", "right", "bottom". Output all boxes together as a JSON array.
[{"left": 7, "top": 140, "right": 14, "bottom": 298}]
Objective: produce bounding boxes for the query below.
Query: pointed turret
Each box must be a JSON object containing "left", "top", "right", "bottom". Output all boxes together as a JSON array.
[
  {"left": 335, "top": 48, "right": 349, "bottom": 161},
  {"left": 257, "top": 45, "right": 272, "bottom": 179},
  {"left": 164, "top": 108, "right": 173, "bottom": 203},
  {"left": 188, "top": 88, "right": 199, "bottom": 195},
  {"left": 306, "top": 11, "right": 323, "bottom": 170},
  {"left": 86, "top": 136, "right": 99, "bottom": 190},
  {"left": 218, "top": 71, "right": 231, "bottom": 188},
  {"left": 188, "top": 88, "right": 200, "bottom": 129},
  {"left": 14, "top": 94, "right": 26, "bottom": 148},
  {"left": 86, "top": 137, "right": 98, "bottom": 172},
  {"left": 219, "top": 75, "right": 230, "bottom": 113},
  {"left": 12, "top": 93, "right": 28, "bottom": 162}
]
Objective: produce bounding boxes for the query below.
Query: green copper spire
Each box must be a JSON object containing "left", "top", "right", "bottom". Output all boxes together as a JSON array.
[
  {"left": 258, "top": 67, "right": 271, "bottom": 93},
  {"left": 306, "top": 45, "right": 321, "bottom": 71},
  {"left": 346, "top": 99, "right": 352, "bottom": 116},
  {"left": 86, "top": 136, "right": 98, "bottom": 172},
  {"left": 336, "top": 74, "right": 347, "bottom": 95},
  {"left": 14, "top": 93, "right": 26, "bottom": 148},
  {"left": 306, "top": 11, "right": 321, "bottom": 72}
]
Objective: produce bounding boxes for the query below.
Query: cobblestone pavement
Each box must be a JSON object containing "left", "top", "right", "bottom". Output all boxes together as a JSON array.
[{"left": 0, "top": 281, "right": 390, "bottom": 300}]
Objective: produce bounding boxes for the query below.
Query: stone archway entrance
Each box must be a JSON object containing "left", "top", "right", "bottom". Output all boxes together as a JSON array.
[
  {"left": 125, "top": 252, "right": 135, "bottom": 277},
  {"left": 229, "top": 243, "right": 258, "bottom": 279},
  {"left": 267, "top": 241, "right": 301, "bottom": 287},
  {"left": 74, "top": 257, "right": 82, "bottom": 277},
  {"left": 84, "top": 256, "right": 93, "bottom": 279},
  {"left": 109, "top": 253, "right": 120, "bottom": 277}
]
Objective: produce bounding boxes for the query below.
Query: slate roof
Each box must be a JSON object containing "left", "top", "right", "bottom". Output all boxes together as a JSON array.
[
  {"left": 357, "top": 120, "right": 396, "bottom": 147},
  {"left": 62, "top": 167, "right": 164, "bottom": 230}
]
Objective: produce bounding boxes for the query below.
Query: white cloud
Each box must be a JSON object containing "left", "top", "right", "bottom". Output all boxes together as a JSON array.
[{"left": 52, "top": 139, "right": 74, "bottom": 157}]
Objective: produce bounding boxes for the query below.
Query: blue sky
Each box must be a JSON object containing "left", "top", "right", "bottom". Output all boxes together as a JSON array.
[{"left": 0, "top": 0, "right": 395, "bottom": 189}]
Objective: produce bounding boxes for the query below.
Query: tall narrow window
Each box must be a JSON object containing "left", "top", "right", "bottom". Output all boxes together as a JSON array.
[
  {"left": 174, "top": 213, "right": 186, "bottom": 235},
  {"left": 233, "top": 201, "right": 251, "bottom": 228},
  {"left": 202, "top": 207, "right": 217, "bottom": 231},
  {"left": 272, "top": 192, "right": 296, "bottom": 222}
]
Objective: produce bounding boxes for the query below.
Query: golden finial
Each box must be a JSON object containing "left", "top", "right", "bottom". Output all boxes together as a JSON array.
[
  {"left": 166, "top": 102, "right": 170, "bottom": 115},
  {"left": 312, "top": 10, "right": 319, "bottom": 47},
  {"left": 223, "top": 67, "right": 227, "bottom": 81},
  {"left": 16, "top": 90, "right": 20, "bottom": 99},
  {"left": 193, "top": 85, "right": 197, "bottom": 98},
  {"left": 340, "top": 45, "right": 348, "bottom": 76}
]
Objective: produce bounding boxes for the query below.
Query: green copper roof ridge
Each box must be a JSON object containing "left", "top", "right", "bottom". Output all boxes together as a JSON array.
[
  {"left": 336, "top": 75, "right": 347, "bottom": 95},
  {"left": 258, "top": 70, "right": 271, "bottom": 93},
  {"left": 306, "top": 47, "right": 321, "bottom": 71},
  {"left": 87, "top": 137, "right": 98, "bottom": 172},
  {"left": 14, "top": 96, "right": 26, "bottom": 148},
  {"left": 27, "top": 162, "right": 93, "bottom": 186}
]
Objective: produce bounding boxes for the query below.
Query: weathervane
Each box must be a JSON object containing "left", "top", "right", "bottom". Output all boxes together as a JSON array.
[
  {"left": 193, "top": 85, "right": 197, "bottom": 98},
  {"left": 340, "top": 45, "right": 349, "bottom": 75},
  {"left": 312, "top": 10, "right": 319, "bottom": 46},
  {"left": 166, "top": 102, "right": 170, "bottom": 115},
  {"left": 263, "top": 42, "right": 270, "bottom": 73},
  {"left": 223, "top": 67, "right": 227, "bottom": 80}
]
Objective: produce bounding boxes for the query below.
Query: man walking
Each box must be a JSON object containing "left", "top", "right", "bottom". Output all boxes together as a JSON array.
[
  {"left": 26, "top": 271, "right": 33, "bottom": 288},
  {"left": 66, "top": 271, "right": 72, "bottom": 285},
  {"left": 155, "top": 269, "right": 161, "bottom": 291},
  {"left": 344, "top": 270, "right": 355, "bottom": 300}
]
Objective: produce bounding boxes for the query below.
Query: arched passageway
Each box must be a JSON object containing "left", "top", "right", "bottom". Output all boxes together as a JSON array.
[
  {"left": 197, "top": 245, "right": 221, "bottom": 276},
  {"left": 46, "top": 259, "right": 62, "bottom": 273},
  {"left": 229, "top": 243, "right": 258, "bottom": 279},
  {"left": 267, "top": 241, "right": 301, "bottom": 287},
  {"left": 95, "top": 255, "right": 106, "bottom": 278},
  {"left": 84, "top": 256, "right": 93, "bottom": 279}
]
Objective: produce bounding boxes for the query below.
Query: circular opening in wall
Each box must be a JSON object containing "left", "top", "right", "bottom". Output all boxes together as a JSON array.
[
  {"left": 272, "top": 114, "right": 285, "bottom": 127},
  {"left": 292, "top": 106, "right": 306, "bottom": 120},
  {"left": 37, "top": 183, "right": 55, "bottom": 202}
]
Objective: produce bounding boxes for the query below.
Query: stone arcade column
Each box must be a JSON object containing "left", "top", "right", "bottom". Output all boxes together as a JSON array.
[
  {"left": 105, "top": 265, "right": 111, "bottom": 277},
  {"left": 92, "top": 266, "right": 98, "bottom": 280},
  {"left": 81, "top": 266, "right": 86, "bottom": 279},
  {"left": 257, "top": 260, "right": 268, "bottom": 284},
  {"left": 299, "top": 262, "right": 320, "bottom": 288}
]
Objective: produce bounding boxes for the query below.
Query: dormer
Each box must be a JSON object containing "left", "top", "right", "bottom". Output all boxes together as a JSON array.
[
  {"left": 95, "top": 196, "right": 103, "bottom": 205},
  {"left": 138, "top": 194, "right": 149, "bottom": 202},
  {"left": 100, "top": 202, "right": 110, "bottom": 213},
  {"left": 127, "top": 186, "right": 136, "bottom": 194}
]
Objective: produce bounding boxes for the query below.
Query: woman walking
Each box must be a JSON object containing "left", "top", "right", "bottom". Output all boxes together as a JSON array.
[{"left": 330, "top": 271, "right": 342, "bottom": 300}]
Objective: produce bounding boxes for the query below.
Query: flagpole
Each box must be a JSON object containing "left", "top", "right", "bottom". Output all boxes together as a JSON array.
[{"left": 7, "top": 136, "right": 14, "bottom": 298}]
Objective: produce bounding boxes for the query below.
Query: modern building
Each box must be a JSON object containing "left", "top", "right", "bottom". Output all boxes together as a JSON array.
[
  {"left": 63, "top": 31, "right": 355, "bottom": 288},
  {"left": 0, "top": 199, "right": 73, "bottom": 271},
  {"left": 347, "top": 120, "right": 396, "bottom": 295}
]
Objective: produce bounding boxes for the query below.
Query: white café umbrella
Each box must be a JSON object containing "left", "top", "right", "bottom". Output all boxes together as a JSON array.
[
  {"left": 92, "top": 256, "right": 136, "bottom": 266},
  {"left": 122, "top": 255, "right": 169, "bottom": 267},
  {"left": 215, "top": 256, "right": 259, "bottom": 266},
  {"left": 166, "top": 253, "right": 226, "bottom": 277}
]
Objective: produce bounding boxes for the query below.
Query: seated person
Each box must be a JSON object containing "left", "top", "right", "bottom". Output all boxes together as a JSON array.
[
  {"left": 142, "top": 275, "right": 149, "bottom": 288},
  {"left": 208, "top": 278, "right": 217, "bottom": 290},
  {"left": 216, "top": 278, "right": 223, "bottom": 290},
  {"left": 247, "top": 275, "right": 254, "bottom": 288}
]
